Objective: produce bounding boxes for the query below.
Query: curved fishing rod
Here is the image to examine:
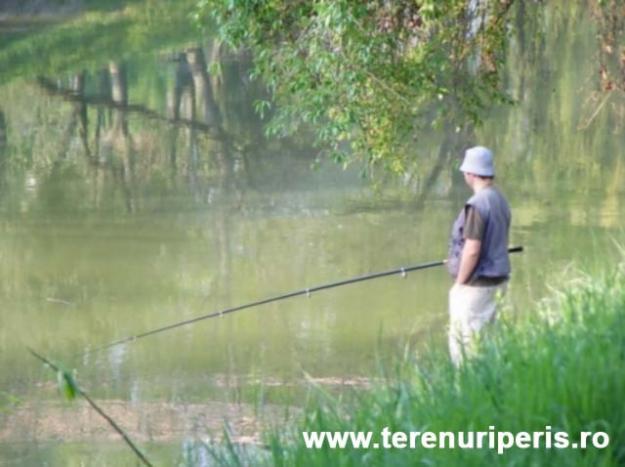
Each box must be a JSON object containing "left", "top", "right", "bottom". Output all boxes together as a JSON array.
[{"left": 82, "top": 246, "right": 523, "bottom": 357}]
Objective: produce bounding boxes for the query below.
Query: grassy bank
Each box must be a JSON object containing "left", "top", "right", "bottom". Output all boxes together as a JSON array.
[
  {"left": 0, "top": 0, "right": 200, "bottom": 84},
  {"left": 205, "top": 268, "right": 625, "bottom": 465}
]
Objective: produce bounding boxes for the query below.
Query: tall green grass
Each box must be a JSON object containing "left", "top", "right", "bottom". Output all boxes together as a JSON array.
[{"left": 203, "top": 268, "right": 625, "bottom": 465}]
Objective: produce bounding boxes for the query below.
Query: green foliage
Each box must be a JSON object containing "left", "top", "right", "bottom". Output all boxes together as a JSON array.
[
  {"left": 196, "top": 0, "right": 517, "bottom": 172},
  {"left": 0, "top": 391, "right": 22, "bottom": 413},
  {"left": 28, "top": 348, "right": 80, "bottom": 401},
  {"left": 202, "top": 267, "right": 625, "bottom": 465},
  {"left": 56, "top": 368, "right": 79, "bottom": 401},
  {"left": 0, "top": 0, "right": 199, "bottom": 84}
]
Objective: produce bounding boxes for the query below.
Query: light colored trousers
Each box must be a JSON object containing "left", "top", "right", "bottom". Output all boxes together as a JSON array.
[{"left": 448, "top": 282, "right": 508, "bottom": 366}]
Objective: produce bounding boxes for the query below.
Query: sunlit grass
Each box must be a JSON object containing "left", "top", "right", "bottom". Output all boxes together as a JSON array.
[
  {"left": 0, "top": 0, "right": 200, "bottom": 84},
  {"left": 198, "top": 266, "right": 625, "bottom": 465}
]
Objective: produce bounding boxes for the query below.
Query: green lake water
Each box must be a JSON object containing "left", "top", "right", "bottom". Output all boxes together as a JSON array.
[{"left": 0, "top": 1, "right": 624, "bottom": 464}]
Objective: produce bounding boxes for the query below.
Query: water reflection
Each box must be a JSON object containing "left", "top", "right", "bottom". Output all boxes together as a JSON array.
[
  {"left": 1, "top": 1, "right": 625, "bottom": 464},
  {"left": 30, "top": 47, "right": 245, "bottom": 216}
]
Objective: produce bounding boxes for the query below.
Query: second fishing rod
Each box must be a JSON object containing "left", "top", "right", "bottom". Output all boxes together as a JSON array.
[{"left": 79, "top": 246, "right": 524, "bottom": 358}]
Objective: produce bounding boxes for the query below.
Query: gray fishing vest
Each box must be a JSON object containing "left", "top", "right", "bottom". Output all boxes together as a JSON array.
[{"left": 447, "top": 186, "right": 511, "bottom": 280}]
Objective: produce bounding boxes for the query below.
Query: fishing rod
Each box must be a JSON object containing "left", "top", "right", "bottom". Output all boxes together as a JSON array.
[{"left": 82, "top": 246, "right": 523, "bottom": 357}]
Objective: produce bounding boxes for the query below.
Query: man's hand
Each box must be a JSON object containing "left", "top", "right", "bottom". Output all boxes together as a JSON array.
[{"left": 455, "top": 238, "right": 481, "bottom": 285}]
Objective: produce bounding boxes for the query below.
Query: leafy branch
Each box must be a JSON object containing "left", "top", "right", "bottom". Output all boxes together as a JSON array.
[
  {"left": 28, "top": 347, "right": 154, "bottom": 467},
  {"left": 196, "top": 0, "right": 519, "bottom": 173}
]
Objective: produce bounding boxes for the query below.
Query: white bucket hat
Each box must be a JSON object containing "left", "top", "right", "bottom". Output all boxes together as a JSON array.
[{"left": 460, "top": 146, "right": 495, "bottom": 177}]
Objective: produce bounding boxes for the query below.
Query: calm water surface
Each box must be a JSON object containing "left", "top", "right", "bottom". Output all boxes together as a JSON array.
[{"left": 0, "top": 1, "right": 624, "bottom": 464}]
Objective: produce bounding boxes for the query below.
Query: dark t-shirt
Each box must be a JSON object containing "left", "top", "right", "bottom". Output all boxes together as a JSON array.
[
  {"left": 464, "top": 206, "right": 485, "bottom": 240},
  {"left": 463, "top": 205, "right": 507, "bottom": 286}
]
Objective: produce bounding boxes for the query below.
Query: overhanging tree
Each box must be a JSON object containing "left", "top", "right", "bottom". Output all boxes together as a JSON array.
[{"left": 197, "top": 0, "right": 516, "bottom": 173}]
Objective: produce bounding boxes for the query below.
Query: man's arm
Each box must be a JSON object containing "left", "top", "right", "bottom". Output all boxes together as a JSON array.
[{"left": 455, "top": 238, "right": 481, "bottom": 285}]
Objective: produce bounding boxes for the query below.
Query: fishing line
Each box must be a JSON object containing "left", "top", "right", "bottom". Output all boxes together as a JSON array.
[{"left": 81, "top": 246, "right": 523, "bottom": 357}]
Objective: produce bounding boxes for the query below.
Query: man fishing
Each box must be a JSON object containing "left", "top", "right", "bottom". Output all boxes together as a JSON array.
[
  {"left": 447, "top": 146, "right": 511, "bottom": 366},
  {"left": 82, "top": 143, "right": 519, "bottom": 358}
]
